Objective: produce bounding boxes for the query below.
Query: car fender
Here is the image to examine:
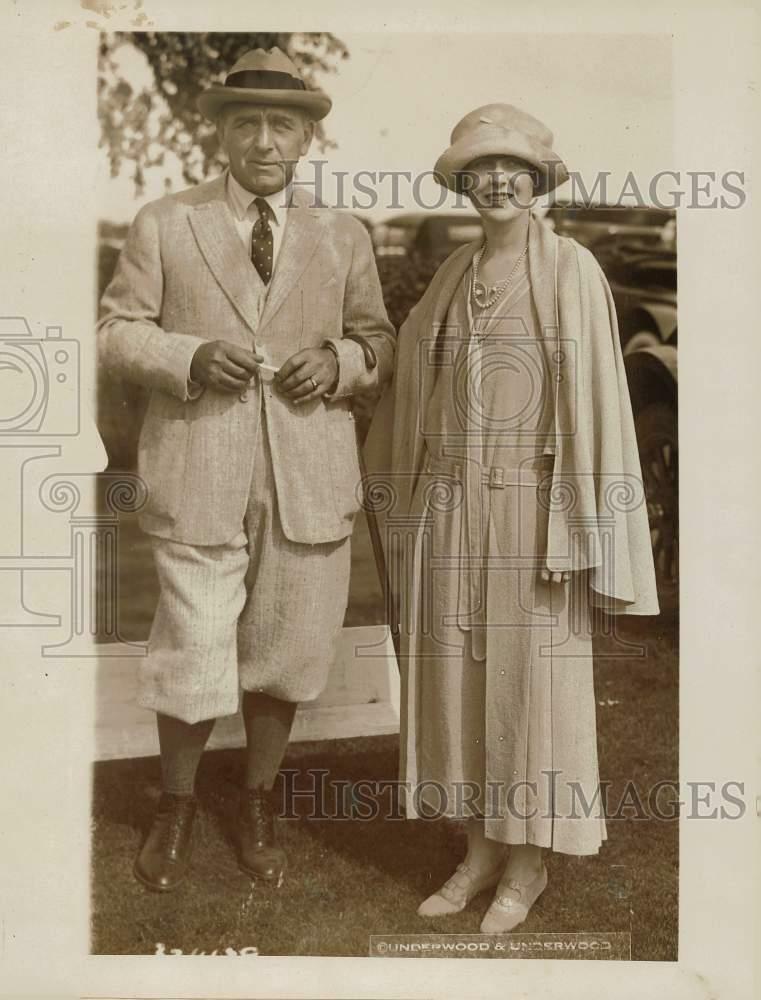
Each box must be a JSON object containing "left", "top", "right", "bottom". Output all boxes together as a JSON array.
[
  {"left": 623, "top": 343, "right": 678, "bottom": 412},
  {"left": 625, "top": 300, "right": 677, "bottom": 342}
]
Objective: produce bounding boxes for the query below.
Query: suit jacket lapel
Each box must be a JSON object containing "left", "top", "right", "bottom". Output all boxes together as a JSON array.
[
  {"left": 188, "top": 175, "right": 265, "bottom": 337},
  {"left": 258, "top": 190, "right": 325, "bottom": 331}
]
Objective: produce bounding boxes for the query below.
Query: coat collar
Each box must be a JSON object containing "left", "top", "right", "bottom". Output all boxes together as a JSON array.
[
  {"left": 420, "top": 212, "right": 559, "bottom": 340},
  {"left": 526, "top": 210, "right": 560, "bottom": 338},
  {"left": 259, "top": 185, "right": 325, "bottom": 330},
  {"left": 225, "top": 170, "right": 290, "bottom": 232},
  {"left": 187, "top": 171, "right": 325, "bottom": 337}
]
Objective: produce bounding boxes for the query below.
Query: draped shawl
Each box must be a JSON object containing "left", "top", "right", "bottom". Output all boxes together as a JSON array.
[{"left": 363, "top": 213, "right": 659, "bottom": 616}]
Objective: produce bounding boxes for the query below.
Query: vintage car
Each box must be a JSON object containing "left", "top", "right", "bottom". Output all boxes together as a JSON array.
[
  {"left": 596, "top": 232, "right": 678, "bottom": 612},
  {"left": 543, "top": 203, "right": 675, "bottom": 251},
  {"left": 372, "top": 211, "right": 483, "bottom": 262}
]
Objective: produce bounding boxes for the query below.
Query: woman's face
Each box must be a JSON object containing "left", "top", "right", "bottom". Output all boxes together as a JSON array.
[{"left": 463, "top": 155, "right": 537, "bottom": 221}]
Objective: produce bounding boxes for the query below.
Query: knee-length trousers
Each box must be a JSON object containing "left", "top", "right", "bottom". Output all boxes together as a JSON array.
[{"left": 137, "top": 409, "right": 352, "bottom": 724}]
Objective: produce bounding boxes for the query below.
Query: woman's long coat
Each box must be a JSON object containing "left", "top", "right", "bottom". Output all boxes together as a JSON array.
[{"left": 363, "top": 214, "right": 659, "bottom": 855}]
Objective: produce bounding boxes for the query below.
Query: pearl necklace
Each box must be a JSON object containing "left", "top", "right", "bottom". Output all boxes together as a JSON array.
[{"left": 471, "top": 241, "right": 529, "bottom": 310}]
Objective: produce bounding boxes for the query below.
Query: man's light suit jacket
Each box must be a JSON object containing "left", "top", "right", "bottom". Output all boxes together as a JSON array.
[{"left": 98, "top": 174, "right": 396, "bottom": 546}]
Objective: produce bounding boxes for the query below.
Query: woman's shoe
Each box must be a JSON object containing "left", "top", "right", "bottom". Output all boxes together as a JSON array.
[
  {"left": 417, "top": 861, "right": 504, "bottom": 917},
  {"left": 479, "top": 864, "right": 548, "bottom": 933}
]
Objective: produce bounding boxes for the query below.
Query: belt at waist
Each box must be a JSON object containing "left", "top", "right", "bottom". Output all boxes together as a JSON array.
[
  {"left": 421, "top": 450, "right": 555, "bottom": 624},
  {"left": 424, "top": 452, "right": 554, "bottom": 488}
]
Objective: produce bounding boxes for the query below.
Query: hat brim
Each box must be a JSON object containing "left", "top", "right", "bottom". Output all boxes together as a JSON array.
[
  {"left": 434, "top": 127, "right": 568, "bottom": 196},
  {"left": 198, "top": 85, "right": 332, "bottom": 123}
]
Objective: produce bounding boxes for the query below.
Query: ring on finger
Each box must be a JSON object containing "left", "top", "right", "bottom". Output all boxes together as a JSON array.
[{"left": 309, "top": 375, "right": 319, "bottom": 391}]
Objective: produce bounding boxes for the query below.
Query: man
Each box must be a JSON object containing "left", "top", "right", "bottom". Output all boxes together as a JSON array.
[{"left": 98, "top": 47, "right": 395, "bottom": 891}]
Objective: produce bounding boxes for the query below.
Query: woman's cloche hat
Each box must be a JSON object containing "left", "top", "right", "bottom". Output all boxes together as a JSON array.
[
  {"left": 434, "top": 103, "right": 568, "bottom": 195},
  {"left": 198, "top": 47, "right": 332, "bottom": 122}
]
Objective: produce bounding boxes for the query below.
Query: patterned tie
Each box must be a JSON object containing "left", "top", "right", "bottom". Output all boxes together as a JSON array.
[{"left": 250, "top": 197, "right": 274, "bottom": 284}]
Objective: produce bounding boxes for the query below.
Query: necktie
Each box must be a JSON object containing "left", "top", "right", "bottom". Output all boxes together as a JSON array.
[{"left": 250, "top": 197, "right": 274, "bottom": 284}]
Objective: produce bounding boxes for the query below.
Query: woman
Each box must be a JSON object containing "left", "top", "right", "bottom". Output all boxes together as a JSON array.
[{"left": 364, "top": 104, "right": 659, "bottom": 932}]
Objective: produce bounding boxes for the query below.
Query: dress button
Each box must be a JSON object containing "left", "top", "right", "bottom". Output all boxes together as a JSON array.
[
  {"left": 475, "top": 738, "right": 480, "bottom": 744},
  {"left": 499, "top": 736, "right": 504, "bottom": 742},
  {"left": 500, "top": 669, "right": 506, "bottom": 676}
]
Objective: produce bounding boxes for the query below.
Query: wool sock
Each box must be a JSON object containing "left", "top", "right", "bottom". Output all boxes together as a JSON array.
[
  {"left": 156, "top": 712, "right": 215, "bottom": 796},
  {"left": 241, "top": 690, "right": 298, "bottom": 791}
]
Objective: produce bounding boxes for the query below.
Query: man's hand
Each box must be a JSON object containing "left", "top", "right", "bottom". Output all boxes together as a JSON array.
[
  {"left": 275, "top": 347, "right": 339, "bottom": 405},
  {"left": 189, "top": 341, "right": 264, "bottom": 393}
]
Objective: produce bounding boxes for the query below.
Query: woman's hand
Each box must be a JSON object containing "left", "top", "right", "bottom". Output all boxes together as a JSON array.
[{"left": 539, "top": 569, "right": 571, "bottom": 584}]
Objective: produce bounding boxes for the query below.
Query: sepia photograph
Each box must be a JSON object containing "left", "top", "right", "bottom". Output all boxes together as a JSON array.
[
  {"left": 0, "top": 3, "right": 757, "bottom": 999},
  {"left": 93, "top": 29, "right": 679, "bottom": 960}
]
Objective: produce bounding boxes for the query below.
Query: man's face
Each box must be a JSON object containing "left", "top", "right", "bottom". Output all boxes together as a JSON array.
[
  {"left": 218, "top": 103, "right": 314, "bottom": 196},
  {"left": 463, "top": 155, "right": 538, "bottom": 220}
]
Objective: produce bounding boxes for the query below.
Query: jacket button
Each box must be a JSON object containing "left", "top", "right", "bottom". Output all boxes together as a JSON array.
[{"left": 239, "top": 391, "right": 249, "bottom": 402}]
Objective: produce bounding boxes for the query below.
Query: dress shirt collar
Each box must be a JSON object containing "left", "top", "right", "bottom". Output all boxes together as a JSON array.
[{"left": 226, "top": 170, "right": 290, "bottom": 230}]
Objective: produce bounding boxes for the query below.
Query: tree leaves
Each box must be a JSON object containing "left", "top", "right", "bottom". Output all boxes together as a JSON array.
[{"left": 98, "top": 31, "right": 349, "bottom": 196}]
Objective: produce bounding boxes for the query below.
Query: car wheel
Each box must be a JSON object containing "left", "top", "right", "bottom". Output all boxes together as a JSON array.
[{"left": 634, "top": 401, "right": 678, "bottom": 613}]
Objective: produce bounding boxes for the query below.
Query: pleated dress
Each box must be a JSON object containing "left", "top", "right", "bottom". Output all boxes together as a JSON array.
[{"left": 398, "top": 254, "right": 607, "bottom": 855}]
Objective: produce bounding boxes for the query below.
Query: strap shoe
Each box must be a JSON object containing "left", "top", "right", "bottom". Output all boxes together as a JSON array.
[
  {"left": 417, "top": 860, "right": 505, "bottom": 917},
  {"left": 480, "top": 864, "right": 548, "bottom": 933}
]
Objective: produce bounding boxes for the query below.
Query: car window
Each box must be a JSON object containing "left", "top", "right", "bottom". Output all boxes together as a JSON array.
[
  {"left": 631, "top": 260, "right": 677, "bottom": 291},
  {"left": 446, "top": 223, "right": 483, "bottom": 243}
]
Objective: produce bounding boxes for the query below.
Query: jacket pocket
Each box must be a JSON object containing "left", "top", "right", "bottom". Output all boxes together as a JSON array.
[
  {"left": 325, "top": 402, "right": 362, "bottom": 522},
  {"left": 137, "top": 396, "right": 190, "bottom": 522}
]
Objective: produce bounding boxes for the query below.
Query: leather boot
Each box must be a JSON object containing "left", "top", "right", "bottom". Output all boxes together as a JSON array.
[
  {"left": 237, "top": 788, "right": 286, "bottom": 882},
  {"left": 133, "top": 792, "right": 197, "bottom": 892}
]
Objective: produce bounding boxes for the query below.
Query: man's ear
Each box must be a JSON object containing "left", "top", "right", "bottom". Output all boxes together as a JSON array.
[{"left": 300, "top": 118, "right": 315, "bottom": 156}]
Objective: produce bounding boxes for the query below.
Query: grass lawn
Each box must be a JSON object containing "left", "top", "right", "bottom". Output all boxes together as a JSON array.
[{"left": 92, "top": 507, "right": 678, "bottom": 960}]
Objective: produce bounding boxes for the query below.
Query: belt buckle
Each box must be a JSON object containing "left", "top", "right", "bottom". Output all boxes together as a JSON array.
[{"left": 488, "top": 466, "right": 505, "bottom": 489}]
